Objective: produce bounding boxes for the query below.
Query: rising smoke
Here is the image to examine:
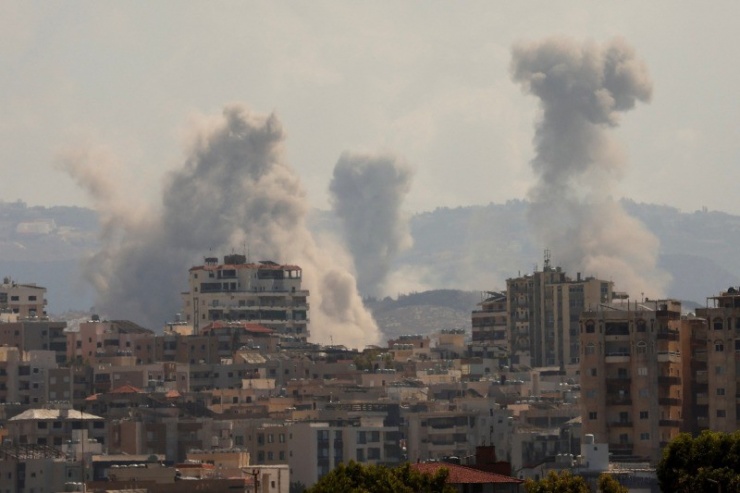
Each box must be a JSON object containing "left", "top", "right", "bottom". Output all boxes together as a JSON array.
[
  {"left": 60, "top": 104, "right": 380, "bottom": 347},
  {"left": 511, "top": 37, "right": 670, "bottom": 296},
  {"left": 329, "top": 152, "right": 414, "bottom": 298}
]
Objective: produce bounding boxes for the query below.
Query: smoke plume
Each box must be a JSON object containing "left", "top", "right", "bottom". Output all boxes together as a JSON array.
[
  {"left": 329, "top": 152, "right": 414, "bottom": 298},
  {"left": 60, "top": 104, "right": 380, "bottom": 347},
  {"left": 511, "top": 37, "right": 669, "bottom": 296}
]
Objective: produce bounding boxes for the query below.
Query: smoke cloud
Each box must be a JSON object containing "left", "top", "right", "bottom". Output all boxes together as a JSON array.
[
  {"left": 329, "top": 152, "right": 414, "bottom": 298},
  {"left": 60, "top": 104, "right": 380, "bottom": 348},
  {"left": 511, "top": 37, "right": 670, "bottom": 296}
]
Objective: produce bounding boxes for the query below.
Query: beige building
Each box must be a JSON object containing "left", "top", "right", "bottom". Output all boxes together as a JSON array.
[
  {"left": 579, "top": 300, "right": 683, "bottom": 463},
  {"left": 0, "top": 278, "right": 47, "bottom": 318},
  {"left": 695, "top": 288, "right": 740, "bottom": 433},
  {"left": 472, "top": 291, "right": 508, "bottom": 349},
  {"left": 182, "top": 255, "right": 309, "bottom": 340},
  {"left": 506, "top": 257, "right": 614, "bottom": 368}
]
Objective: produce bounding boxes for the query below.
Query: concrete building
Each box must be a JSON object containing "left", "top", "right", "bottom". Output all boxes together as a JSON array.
[
  {"left": 0, "top": 279, "right": 47, "bottom": 318},
  {"left": 182, "top": 255, "right": 309, "bottom": 340},
  {"left": 0, "top": 320, "right": 67, "bottom": 364},
  {"left": 695, "top": 288, "right": 740, "bottom": 433},
  {"left": 288, "top": 417, "right": 401, "bottom": 487},
  {"left": 579, "top": 300, "right": 683, "bottom": 463},
  {"left": 506, "top": 255, "right": 614, "bottom": 368},
  {"left": 66, "top": 319, "right": 153, "bottom": 364},
  {"left": 472, "top": 292, "right": 508, "bottom": 349},
  {"left": 7, "top": 406, "right": 107, "bottom": 447}
]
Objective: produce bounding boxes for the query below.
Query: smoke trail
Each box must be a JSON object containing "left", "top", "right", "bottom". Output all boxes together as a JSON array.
[
  {"left": 60, "top": 104, "right": 380, "bottom": 347},
  {"left": 511, "top": 37, "right": 670, "bottom": 296},
  {"left": 329, "top": 152, "right": 414, "bottom": 298}
]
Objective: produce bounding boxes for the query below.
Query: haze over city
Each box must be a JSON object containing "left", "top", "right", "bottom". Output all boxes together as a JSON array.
[{"left": 3, "top": 2, "right": 740, "bottom": 346}]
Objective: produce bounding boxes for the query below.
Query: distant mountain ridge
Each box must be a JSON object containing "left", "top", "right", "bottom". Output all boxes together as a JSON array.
[{"left": 0, "top": 199, "right": 737, "bottom": 327}]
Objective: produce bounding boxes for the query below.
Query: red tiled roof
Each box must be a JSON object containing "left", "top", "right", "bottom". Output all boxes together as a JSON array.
[
  {"left": 200, "top": 321, "right": 273, "bottom": 334},
  {"left": 412, "top": 462, "right": 523, "bottom": 485},
  {"left": 164, "top": 389, "right": 181, "bottom": 399},
  {"left": 108, "top": 384, "right": 143, "bottom": 394}
]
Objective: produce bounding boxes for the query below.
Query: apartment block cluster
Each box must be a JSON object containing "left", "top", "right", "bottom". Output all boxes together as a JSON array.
[{"left": 0, "top": 251, "right": 738, "bottom": 492}]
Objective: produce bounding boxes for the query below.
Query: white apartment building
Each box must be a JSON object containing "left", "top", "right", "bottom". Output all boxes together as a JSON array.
[{"left": 182, "top": 255, "right": 309, "bottom": 339}]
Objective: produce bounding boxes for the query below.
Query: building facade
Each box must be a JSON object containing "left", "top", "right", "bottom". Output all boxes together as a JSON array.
[
  {"left": 579, "top": 300, "right": 683, "bottom": 463},
  {"left": 695, "top": 288, "right": 740, "bottom": 433},
  {"left": 506, "top": 257, "right": 614, "bottom": 368},
  {"left": 182, "top": 255, "right": 309, "bottom": 340}
]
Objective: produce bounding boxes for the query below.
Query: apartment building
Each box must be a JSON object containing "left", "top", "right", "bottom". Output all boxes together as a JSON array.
[
  {"left": 472, "top": 291, "right": 508, "bottom": 348},
  {"left": 7, "top": 406, "right": 107, "bottom": 447},
  {"left": 182, "top": 255, "right": 309, "bottom": 339},
  {"left": 289, "top": 417, "right": 402, "bottom": 487},
  {"left": 695, "top": 288, "right": 740, "bottom": 433},
  {"left": 66, "top": 319, "right": 153, "bottom": 363},
  {"left": 506, "top": 256, "right": 614, "bottom": 368},
  {"left": 0, "top": 320, "right": 67, "bottom": 364},
  {"left": 0, "top": 279, "right": 47, "bottom": 318},
  {"left": 579, "top": 300, "right": 683, "bottom": 463}
]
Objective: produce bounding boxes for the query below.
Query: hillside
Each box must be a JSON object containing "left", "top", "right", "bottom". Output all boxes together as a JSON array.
[{"left": 0, "top": 199, "right": 738, "bottom": 324}]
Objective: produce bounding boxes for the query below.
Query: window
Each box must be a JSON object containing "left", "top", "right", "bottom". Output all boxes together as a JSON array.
[
  {"left": 716, "top": 366, "right": 725, "bottom": 375},
  {"left": 636, "top": 320, "right": 646, "bottom": 332},
  {"left": 586, "top": 389, "right": 597, "bottom": 398},
  {"left": 636, "top": 341, "right": 647, "bottom": 355},
  {"left": 588, "top": 411, "right": 598, "bottom": 420},
  {"left": 717, "top": 410, "right": 726, "bottom": 418},
  {"left": 638, "top": 367, "right": 648, "bottom": 376},
  {"left": 267, "top": 434, "right": 274, "bottom": 443},
  {"left": 640, "top": 411, "right": 649, "bottom": 419},
  {"left": 715, "top": 340, "right": 724, "bottom": 352},
  {"left": 714, "top": 318, "right": 724, "bottom": 330},
  {"left": 640, "top": 433, "right": 650, "bottom": 440},
  {"left": 585, "top": 343, "right": 595, "bottom": 355},
  {"left": 717, "top": 388, "right": 726, "bottom": 396},
  {"left": 590, "top": 368, "right": 597, "bottom": 377}
]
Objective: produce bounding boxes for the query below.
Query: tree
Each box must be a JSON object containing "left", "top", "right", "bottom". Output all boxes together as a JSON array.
[
  {"left": 657, "top": 430, "right": 740, "bottom": 492},
  {"left": 524, "top": 470, "right": 589, "bottom": 493},
  {"left": 597, "top": 474, "right": 628, "bottom": 493},
  {"left": 306, "top": 461, "right": 454, "bottom": 493}
]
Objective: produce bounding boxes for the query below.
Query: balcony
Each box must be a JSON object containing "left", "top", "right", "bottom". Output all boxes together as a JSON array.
[
  {"left": 658, "top": 397, "right": 681, "bottom": 406},
  {"left": 609, "top": 421, "right": 633, "bottom": 428},
  {"left": 657, "top": 330, "right": 679, "bottom": 341},
  {"left": 695, "top": 370, "right": 708, "bottom": 384},
  {"left": 696, "top": 393, "right": 708, "bottom": 406},
  {"left": 658, "top": 376, "right": 681, "bottom": 386},
  {"left": 606, "top": 396, "right": 632, "bottom": 406},
  {"left": 659, "top": 419, "right": 681, "bottom": 427},
  {"left": 605, "top": 353, "right": 630, "bottom": 363},
  {"left": 657, "top": 352, "right": 681, "bottom": 363}
]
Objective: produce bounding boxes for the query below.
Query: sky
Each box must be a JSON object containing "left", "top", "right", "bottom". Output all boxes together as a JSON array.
[{"left": 2, "top": 2, "right": 740, "bottom": 216}]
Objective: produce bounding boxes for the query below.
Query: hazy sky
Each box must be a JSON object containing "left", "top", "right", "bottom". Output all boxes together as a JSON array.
[{"left": 3, "top": 2, "right": 739, "bottom": 215}]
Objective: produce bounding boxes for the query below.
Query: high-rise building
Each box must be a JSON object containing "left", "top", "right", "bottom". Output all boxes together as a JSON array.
[
  {"left": 506, "top": 254, "right": 614, "bottom": 368},
  {"left": 471, "top": 291, "right": 508, "bottom": 349},
  {"left": 695, "top": 288, "right": 740, "bottom": 433},
  {"left": 579, "top": 299, "right": 683, "bottom": 463},
  {"left": 182, "top": 254, "right": 309, "bottom": 340}
]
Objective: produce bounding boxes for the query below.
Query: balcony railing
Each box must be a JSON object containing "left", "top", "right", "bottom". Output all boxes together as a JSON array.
[
  {"left": 658, "top": 397, "right": 681, "bottom": 406},
  {"left": 658, "top": 376, "right": 681, "bottom": 386},
  {"left": 659, "top": 419, "right": 681, "bottom": 427}
]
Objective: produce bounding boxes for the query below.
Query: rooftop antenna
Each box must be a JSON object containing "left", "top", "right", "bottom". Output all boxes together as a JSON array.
[{"left": 543, "top": 249, "right": 551, "bottom": 270}]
